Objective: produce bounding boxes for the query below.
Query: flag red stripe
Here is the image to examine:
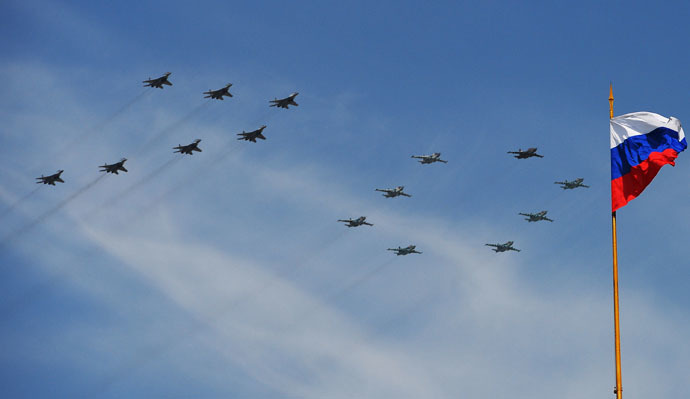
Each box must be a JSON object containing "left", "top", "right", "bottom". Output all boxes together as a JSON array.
[{"left": 611, "top": 148, "right": 680, "bottom": 212}]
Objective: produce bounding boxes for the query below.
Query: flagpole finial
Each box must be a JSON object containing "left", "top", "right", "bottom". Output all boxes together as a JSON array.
[{"left": 609, "top": 83, "right": 614, "bottom": 119}]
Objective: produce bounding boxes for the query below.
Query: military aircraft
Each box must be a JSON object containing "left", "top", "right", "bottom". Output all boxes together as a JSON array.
[
  {"left": 204, "top": 84, "right": 233, "bottom": 100},
  {"left": 507, "top": 148, "right": 543, "bottom": 159},
  {"left": 174, "top": 139, "right": 202, "bottom": 155},
  {"left": 519, "top": 210, "right": 554, "bottom": 223},
  {"left": 485, "top": 241, "right": 521, "bottom": 252},
  {"left": 375, "top": 186, "right": 411, "bottom": 198},
  {"left": 237, "top": 125, "right": 267, "bottom": 142},
  {"left": 387, "top": 245, "right": 422, "bottom": 256},
  {"left": 36, "top": 170, "right": 65, "bottom": 185},
  {"left": 411, "top": 152, "right": 448, "bottom": 164},
  {"left": 554, "top": 178, "right": 589, "bottom": 190},
  {"left": 269, "top": 92, "right": 299, "bottom": 109},
  {"left": 143, "top": 72, "right": 172, "bottom": 89},
  {"left": 337, "top": 216, "right": 373, "bottom": 227},
  {"left": 99, "top": 158, "right": 128, "bottom": 174}
]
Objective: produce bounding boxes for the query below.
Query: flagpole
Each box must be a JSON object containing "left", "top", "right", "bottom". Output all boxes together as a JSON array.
[{"left": 610, "top": 83, "right": 623, "bottom": 399}]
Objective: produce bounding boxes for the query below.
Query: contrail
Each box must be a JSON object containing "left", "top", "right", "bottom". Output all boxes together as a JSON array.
[
  {"left": 326, "top": 257, "right": 396, "bottom": 301},
  {"left": 0, "top": 186, "right": 41, "bottom": 220},
  {"left": 84, "top": 157, "right": 183, "bottom": 222},
  {"left": 134, "top": 101, "right": 211, "bottom": 157},
  {"left": 0, "top": 174, "right": 107, "bottom": 247},
  {"left": 34, "top": 90, "right": 151, "bottom": 173},
  {"left": 137, "top": 140, "right": 239, "bottom": 213}
]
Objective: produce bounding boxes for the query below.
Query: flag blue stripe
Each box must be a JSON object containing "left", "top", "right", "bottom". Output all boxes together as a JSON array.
[{"left": 611, "top": 127, "right": 687, "bottom": 180}]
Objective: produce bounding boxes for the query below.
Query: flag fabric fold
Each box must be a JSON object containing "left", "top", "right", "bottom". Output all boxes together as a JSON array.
[{"left": 610, "top": 111, "right": 686, "bottom": 212}]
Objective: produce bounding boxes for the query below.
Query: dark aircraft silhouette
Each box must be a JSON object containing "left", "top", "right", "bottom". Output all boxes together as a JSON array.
[
  {"left": 204, "top": 84, "right": 233, "bottom": 100},
  {"left": 237, "top": 125, "right": 267, "bottom": 142},
  {"left": 36, "top": 170, "right": 65, "bottom": 185},
  {"left": 174, "top": 139, "right": 202, "bottom": 155},
  {"left": 388, "top": 245, "right": 422, "bottom": 256},
  {"left": 485, "top": 241, "right": 520, "bottom": 252},
  {"left": 338, "top": 216, "right": 373, "bottom": 227},
  {"left": 555, "top": 178, "right": 589, "bottom": 189},
  {"left": 143, "top": 72, "right": 172, "bottom": 89},
  {"left": 375, "top": 186, "right": 411, "bottom": 198},
  {"left": 507, "top": 148, "right": 543, "bottom": 159},
  {"left": 100, "top": 158, "right": 128, "bottom": 174},
  {"left": 269, "top": 92, "right": 299, "bottom": 109},
  {"left": 411, "top": 152, "right": 447, "bottom": 164},
  {"left": 519, "top": 210, "right": 553, "bottom": 223}
]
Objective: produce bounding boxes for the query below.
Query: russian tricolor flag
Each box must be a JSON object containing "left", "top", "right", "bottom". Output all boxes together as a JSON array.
[{"left": 610, "top": 112, "right": 687, "bottom": 212}]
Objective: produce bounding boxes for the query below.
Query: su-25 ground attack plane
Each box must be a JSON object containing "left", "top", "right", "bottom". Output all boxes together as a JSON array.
[
  {"left": 174, "top": 139, "right": 202, "bottom": 155},
  {"left": 237, "top": 125, "right": 267, "bottom": 142},
  {"left": 143, "top": 72, "right": 172, "bottom": 89},
  {"left": 269, "top": 92, "right": 299, "bottom": 109},
  {"left": 204, "top": 84, "right": 233, "bottom": 100},
  {"left": 387, "top": 245, "right": 422, "bottom": 256},
  {"left": 375, "top": 186, "right": 411, "bottom": 198},
  {"left": 99, "top": 158, "right": 128, "bottom": 174},
  {"left": 411, "top": 152, "right": 448, "bottom": 164},
  {"left": 519, "top": 210, "right": 553, "bottom": 222},
  {"left": 338, "top": 216, "right": 373, "bottom": 227},
  {"left": 36, "top": 170, "right": 65, "bottom": 185},
  {"left": 554, "top": 178, "right": 590, "bottom": 190},
  {"left": 507, "top": 147, "right": 543, "bottom": 159},
  {"left": 485, "top": 241, "right": 521, "bottom": 252}
]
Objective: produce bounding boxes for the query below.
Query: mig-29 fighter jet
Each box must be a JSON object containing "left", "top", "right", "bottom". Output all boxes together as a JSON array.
[
  {"left": 507, "top": 147, "right": 543, "bottom": 159},
  {"left": 269, "top": 92, "right": 299, "bottom": 109},
  {"left": 36, "top": 170, "right": 65, "bottom": 185},
  {"left": 387, "top": 245, "right": 422, "bottom": 256},
  {"left": 375, "top": 186, "right": 411, "bottom": 198},
  {"left": 99, "top": 158, "right": 128, "bottom": 174},
  {"left": 237, "top": 125, "right": 267, "bottom": 142},
  {"left": 143, "top": 72, "right": 172, "bottom": 89},
  {"left": 337, "top": 216, "right": 373, "bottom": 227},
  {"left": 485, "top": 241, "right": 521, "bottom": 252},
  {"left": 519, "top": 210, "right": 553, "bottom": 223},
  {"left": 174, "top": 139, "right": 202, "bottom": 155},
  {"left": 204, "top": 84, "right": 233, "bottom": 100},
  {"left": 554, "top": 178, "right": 589, "bottom": 190},
  {"left": 411, "top": 152, "right": 448, "bottom": 164}
]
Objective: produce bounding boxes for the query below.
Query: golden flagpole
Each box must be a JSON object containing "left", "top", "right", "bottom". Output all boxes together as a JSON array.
[{"left": 610, "top": 83, "right": 623, "bottom": 399}]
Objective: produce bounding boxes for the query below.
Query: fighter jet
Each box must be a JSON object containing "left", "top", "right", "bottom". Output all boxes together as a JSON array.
[
  {"left": 337, "top": 216, "right": 373, "bottom": 227},
  {"left": 174, "top": 139, "right": 202, "bottom": 155},
  {"left": 375, "top": 186, "right": 411, "bottom": 198},
  {"left": 387, "top": 245, "right": 422, "bottom": 256},
  {"left": 143, "top": 72, "right": 172, "bottom": 89},
  {"left": 35, "top": 170, "right": 65, "bottom": 185},
  {"left": 99, "top": 158, "right": 128, "bottom": 174},
  {"left": 507, "top": 148, "right": 543, "bottom": 159},
  {"left": 269, "top": 92, "right": 299, "bottom": 109},
  {"left": 204, "top": 84, "right": 233, "bottom": 100},
  {"left": 554, "top": 178, "right": 590, "bottom": 190},
  {"left": 237, "top": 125, "right": 267, "bottom": 142},
  {"left": 485, "top": 241, "right": 521, "bottom": 252},
  {"left": 519, "top": 210, "right": 554, "bottom": 223},
  {"left": 411, "top": 152, "right": 448, "bottom": 164}
]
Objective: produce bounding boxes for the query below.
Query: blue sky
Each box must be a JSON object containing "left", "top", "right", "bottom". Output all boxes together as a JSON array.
[{"left": 1, "top": 1, "right": 689, "bottom": 398}]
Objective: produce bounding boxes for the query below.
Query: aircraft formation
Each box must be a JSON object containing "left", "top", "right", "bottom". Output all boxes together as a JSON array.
[{"left": 27, "top": 71, "right": 591, "bottom": 258}]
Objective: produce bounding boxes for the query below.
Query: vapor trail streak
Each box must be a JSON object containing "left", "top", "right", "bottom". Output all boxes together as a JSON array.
[
  {"left": 0, "top": 174, "right": 107, "bottom": 247},
  {"left": 134, "top": 101, "right": 211, "bottom": 157},
  {"left": 321, "top": 257, "right": 397, "bottom": 304},
  {"left": 0, "top": 187, "right": 41, "bottom": 220},
  {"left": 34, "top": 90, "right": 151, "bottom": 173}
]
